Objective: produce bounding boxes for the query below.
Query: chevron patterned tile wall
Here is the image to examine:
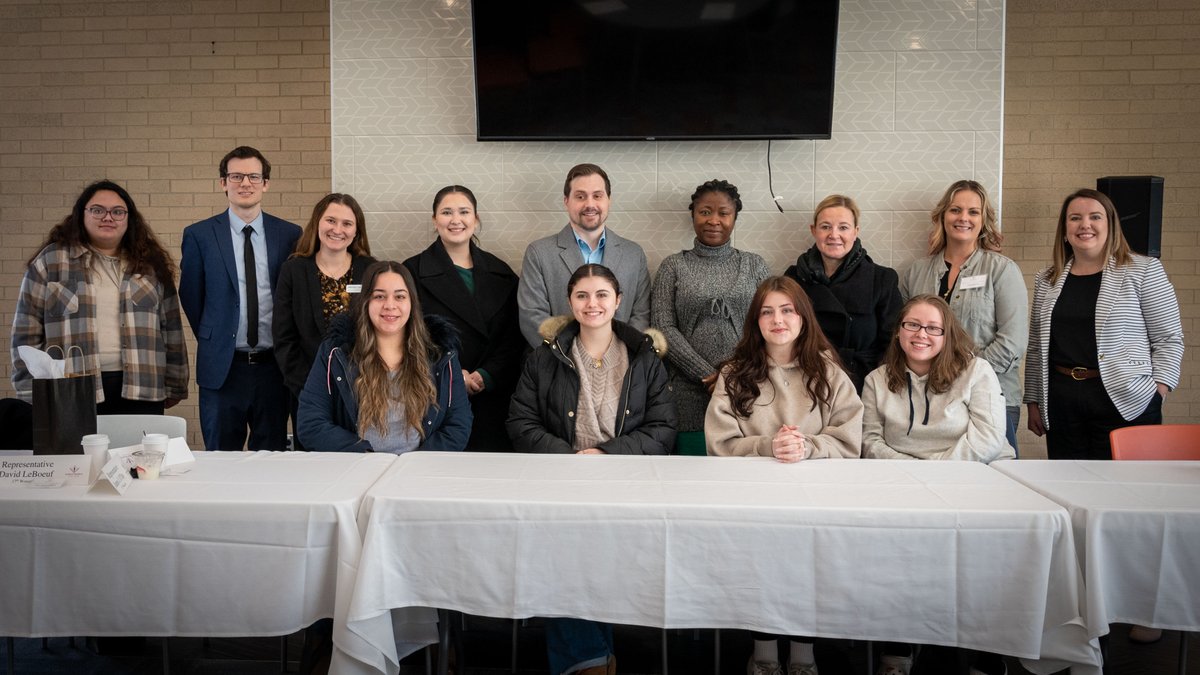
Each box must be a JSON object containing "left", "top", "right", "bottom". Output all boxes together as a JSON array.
[{"left": 331, "top": 0, "right": 1004, "bottom": 278}]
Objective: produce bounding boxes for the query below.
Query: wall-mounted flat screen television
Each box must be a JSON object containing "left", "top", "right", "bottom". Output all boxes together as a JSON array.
[{"left": 471, "top": 0, "right": 840, "bottom": 141}]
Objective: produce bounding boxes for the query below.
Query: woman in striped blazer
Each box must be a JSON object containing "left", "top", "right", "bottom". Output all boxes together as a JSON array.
[{"left": 1025, "top": 188, "right": 1183, "bottom": 460}]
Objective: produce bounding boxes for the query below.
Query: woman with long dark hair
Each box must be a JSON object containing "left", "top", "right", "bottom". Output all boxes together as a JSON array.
[
  {"left": 11, "top": 179, "right": 187, "bottom": 413},
  {"left": 297, "top": 260, "right": 471, "bottom": 453},
  {"left": 273, "top": 193, "right": 375, "bottom": 449},
  {"left": 403, "top": 185, "right": 522, "bottom": 451},
  {"left": 705, "top": 276, "right": 862, "bottom": 675},
  {"left": 706, "top": 276, "right": 862, "bottom": 461}
]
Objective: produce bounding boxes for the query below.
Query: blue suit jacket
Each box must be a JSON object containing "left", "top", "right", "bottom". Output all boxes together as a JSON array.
[{"left": 179, "top": 210, "right": 302, "bottom": 390}]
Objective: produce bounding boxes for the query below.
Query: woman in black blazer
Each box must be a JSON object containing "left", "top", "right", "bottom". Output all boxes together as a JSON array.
[
  {"left": 273, "top": 193, "right": 375, "bottom": 450},
  {"left": 403, "top": 185, "right": 523, "bottom": 451}
]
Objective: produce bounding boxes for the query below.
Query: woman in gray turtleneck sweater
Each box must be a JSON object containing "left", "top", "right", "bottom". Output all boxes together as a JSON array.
[{"left": 651, "top": 179, "right": 770, "bottom": 454}]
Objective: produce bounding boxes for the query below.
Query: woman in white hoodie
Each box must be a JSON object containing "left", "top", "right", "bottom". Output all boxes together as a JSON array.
[
  {"left": 862, "top": 294, "right": 1013, "bottom": 463},
  {"left": 861, "top": 294, "right": 1012, "bottom": 675}
]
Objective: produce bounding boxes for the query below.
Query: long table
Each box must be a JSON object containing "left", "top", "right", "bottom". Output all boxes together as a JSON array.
[
  {"left": 334, "top": 452, "right": 1102, "bottom": 675},
  {"left": 992, "top": 460, "right": 1200, "bottom": 638},
  {"left": 0, "top": 451, "right": 395, "bottom": 639}
]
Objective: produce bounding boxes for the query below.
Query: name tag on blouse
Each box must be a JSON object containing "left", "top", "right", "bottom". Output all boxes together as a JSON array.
[
  {"left": 959, "top": 274, "right": 987, "bottom": 290},
  {"left": 346, "top": 284, "right": 362, "bottom": 294}
]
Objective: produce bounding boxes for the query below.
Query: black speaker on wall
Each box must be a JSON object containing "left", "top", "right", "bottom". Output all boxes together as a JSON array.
[{"left": 1096, "top": 175, "right": 1163, "bottom": 258}]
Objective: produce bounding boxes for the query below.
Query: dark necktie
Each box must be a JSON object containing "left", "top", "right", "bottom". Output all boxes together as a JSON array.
[{"left": 243, "top": 225, "right": 259, "bottom": 349}]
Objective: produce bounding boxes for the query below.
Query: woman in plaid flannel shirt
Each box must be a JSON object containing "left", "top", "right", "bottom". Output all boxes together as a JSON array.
[{"left": 10, "top": 179, "right": 188, "bottom": 413}]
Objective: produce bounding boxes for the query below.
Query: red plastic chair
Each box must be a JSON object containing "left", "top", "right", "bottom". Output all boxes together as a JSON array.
[
  {"left": 1109, "top": 424, "right": 1200, "bottom": 461},
  {"left": 1109, "top": 423, "right": 1199, "bottom": 675}
]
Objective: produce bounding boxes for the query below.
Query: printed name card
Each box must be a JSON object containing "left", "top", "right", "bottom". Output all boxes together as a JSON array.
[
  {"left": 0, "top": 456, "right": 91, "bottom": 487},
  {"left": 99, "top": 455, "right": 134, "bottom": 495}
]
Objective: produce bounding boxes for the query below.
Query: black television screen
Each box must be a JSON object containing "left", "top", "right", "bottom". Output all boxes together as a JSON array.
[{"left": 471, "top": 0, "right": 840, "bottom": 141}]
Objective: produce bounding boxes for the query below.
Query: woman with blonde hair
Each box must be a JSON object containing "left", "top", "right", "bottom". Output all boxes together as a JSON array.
[
  {"left": 785, "top": 194, "right": 901, "bottom": 392},
  {"left": 899, "top": 180, "right": 1026, "bottom": 451},
  {"left": 297, "top": 260, "right": 471, "bottom": 453}
]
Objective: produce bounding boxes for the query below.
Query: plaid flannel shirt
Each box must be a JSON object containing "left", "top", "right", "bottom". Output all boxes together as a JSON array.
[{"left": 10, "top": 242, "right": 189, "bottom": 403}]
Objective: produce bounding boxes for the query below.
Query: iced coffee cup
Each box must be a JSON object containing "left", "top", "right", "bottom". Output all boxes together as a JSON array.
[{"left": 133, "top": 447, "right": 166, "bottom": 480}]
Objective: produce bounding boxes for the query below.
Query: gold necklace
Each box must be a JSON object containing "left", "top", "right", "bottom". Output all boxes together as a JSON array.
[{"left": 584, "top": 336, "right": 613, "bottom": 369}]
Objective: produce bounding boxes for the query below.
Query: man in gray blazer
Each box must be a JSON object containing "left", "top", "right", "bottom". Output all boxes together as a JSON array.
[{"left": 516, "top": 163, "right": 652, "bottom": 347}]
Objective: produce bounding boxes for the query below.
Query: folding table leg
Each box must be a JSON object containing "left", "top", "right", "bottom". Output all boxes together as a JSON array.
[
  {"left": 714, "top": 629, "right": 721, "bottom": 675},
  {"left": 1178, "top": 631, "right": 1189, "bottom": 675},
  {"left": 661, "top": 628, "right": 668, "bottom": 674},
  {"left": 161, "top": 637, "right": 170, "bottom": 675},
  {"left": 6, "top": 637, "right": 14, "bottom": 675},
  {"left": 511, "top": 619, "right": 519, "bottom": 674},
  {"left": 280, "top": 635, "right": 288, "bottom": 673},
  {"left": 437, "top": 608, "right": 451, "bottom": 675}
]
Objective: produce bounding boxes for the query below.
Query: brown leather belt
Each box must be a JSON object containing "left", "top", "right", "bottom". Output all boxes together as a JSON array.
[{"left": 1054, "top": 365, "right": 1100, "bottom": 381}]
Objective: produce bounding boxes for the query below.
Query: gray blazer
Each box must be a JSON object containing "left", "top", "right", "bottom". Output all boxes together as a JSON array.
[
  {"left": 900, "top": 249, "right": 1028, "bottom": 407},
  {"left": 516, "top": 225, "right": 652, "bottom": 347},
  {"left": 1025, "top": 254, "right": 1183, "bottom": 428}
]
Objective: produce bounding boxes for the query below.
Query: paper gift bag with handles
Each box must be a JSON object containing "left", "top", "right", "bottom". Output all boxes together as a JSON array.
[{"left": 32, "top": 345, "right": 97, "bottom": 455}]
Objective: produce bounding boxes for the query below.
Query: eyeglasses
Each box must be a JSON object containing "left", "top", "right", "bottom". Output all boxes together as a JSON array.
[
  {"left": 224, "top": 173, "right": 265, "bottom": 184},
  {"left": 900, "top": 320, "right": 945, "bottom": 336},
  {"left": 85, "top": 206, "right": 129, "bottom": 221}
]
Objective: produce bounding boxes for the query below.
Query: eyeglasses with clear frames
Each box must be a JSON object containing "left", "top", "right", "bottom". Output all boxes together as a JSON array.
[
  {"left": 900, "top": 320, "right": 945, "bottom": 337},
  {"left": 224, "top": 173, "right": 265, "bottom": 184},
  {"left": 85, "top": 206, "right": 129, "bottom": 221}
]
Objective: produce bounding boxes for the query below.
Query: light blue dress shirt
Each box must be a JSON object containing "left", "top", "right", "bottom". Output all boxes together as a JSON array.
[
  {"left": 228, "top": 208, "right": 274, "bottom": 350},
  {"left": 573, "top": 229, "right": 606, "bottom": 265}
]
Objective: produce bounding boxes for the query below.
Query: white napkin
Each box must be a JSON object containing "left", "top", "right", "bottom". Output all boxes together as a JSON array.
[{"left": 17, "top": 345, "right": 67, "bottom": 378}]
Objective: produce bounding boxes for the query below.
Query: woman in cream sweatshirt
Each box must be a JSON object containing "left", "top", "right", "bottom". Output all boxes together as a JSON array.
[
  {"left": 862, "top": 294, "right": 1012, "bottom": 464},
  {"left": 861, "top": 295, "right": 1012, "bottom": 675},
  {"left": 704, "top": 275, "right": 862, "bottom": 675}
]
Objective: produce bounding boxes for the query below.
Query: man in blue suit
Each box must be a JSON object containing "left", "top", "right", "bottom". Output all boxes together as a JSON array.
[{"left": 180, "top": 146, "right": 302, "bottom": 450}]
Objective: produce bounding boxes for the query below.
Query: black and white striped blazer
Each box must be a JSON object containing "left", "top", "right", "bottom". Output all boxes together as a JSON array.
[{"left": 1024, "top": 254, "right": 1184, "bottom": 428}]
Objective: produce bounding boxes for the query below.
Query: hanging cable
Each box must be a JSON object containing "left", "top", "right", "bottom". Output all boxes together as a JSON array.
[{"left": 767, "top": 139, "right": 784, "bottom": 213}]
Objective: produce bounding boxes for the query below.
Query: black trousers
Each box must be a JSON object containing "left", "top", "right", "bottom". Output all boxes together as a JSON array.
[
  {"left": 97, "top": 371, "right": 165, "bottom": 416},
  {"left": 1046, "top": 370, "right": 1162, "bottom": 460}
]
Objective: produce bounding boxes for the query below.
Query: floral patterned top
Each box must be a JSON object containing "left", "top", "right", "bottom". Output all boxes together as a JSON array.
[{"left": 318, "top": 267, "right": 355, "bottom": 325}]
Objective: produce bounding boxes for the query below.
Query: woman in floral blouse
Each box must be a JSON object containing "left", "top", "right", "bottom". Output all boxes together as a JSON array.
[{"left": 273, "top": 193, "right": 375, "bottom": 449}]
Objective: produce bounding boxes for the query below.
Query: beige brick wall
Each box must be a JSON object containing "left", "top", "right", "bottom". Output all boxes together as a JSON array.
[
  {"left": 0, "top": 0, "right": 332, "bottom": 447},
  {"left": 1004, "top": 0, "right": 1200, "bottom": 457}
]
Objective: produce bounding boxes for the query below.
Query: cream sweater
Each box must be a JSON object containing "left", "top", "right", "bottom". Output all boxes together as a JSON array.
[
  {"left": 705, "top": 357, "right": 863, "bottom": 458},
  {"left": 861, "top": 357, "right": 1014, "bottom": 462}
]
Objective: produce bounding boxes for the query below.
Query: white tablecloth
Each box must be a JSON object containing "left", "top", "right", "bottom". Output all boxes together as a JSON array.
[
  {"left": 0, "top": 451, "right": 395, "bottom": 638},
  {"left": 334, "top": 453, "right": 1101, "bottom": 675},
  {"left": 992, "top": 459, "right": 1200, "bottom": 635}
]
